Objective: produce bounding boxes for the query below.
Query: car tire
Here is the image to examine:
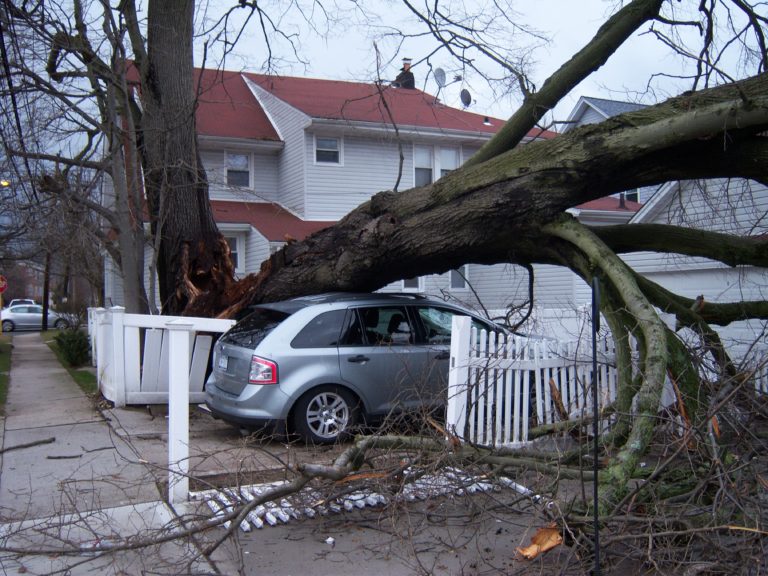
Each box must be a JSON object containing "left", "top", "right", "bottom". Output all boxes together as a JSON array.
[
  {"left": 292, "top": 385, "right": 359, "bottom": 444},
  {"left": 54, "top": 319, "right": 68, "bottom": 330},
  {"left": 2, "top": 320, "right": 14, "bottom": 333}
]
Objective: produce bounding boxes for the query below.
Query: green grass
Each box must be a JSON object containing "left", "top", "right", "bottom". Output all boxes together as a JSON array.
[
  {"left": 0, "top": 334, "right": 10, "bottom": 415},
  {"left": 43, "top": 330, "right": 98, "bottom": 396}
]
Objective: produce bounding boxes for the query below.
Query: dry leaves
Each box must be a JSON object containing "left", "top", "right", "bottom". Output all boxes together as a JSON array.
[{"left": 516, "top": 523, "right": 563, "bottom": 560}]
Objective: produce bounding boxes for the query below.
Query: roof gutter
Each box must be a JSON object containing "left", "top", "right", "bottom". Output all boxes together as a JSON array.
[
  {"left": 198, "top": 135, "right": 285, "bottom": 153},
  {"left": 306, "top": 118, "right": 496, "bottom": 144}
]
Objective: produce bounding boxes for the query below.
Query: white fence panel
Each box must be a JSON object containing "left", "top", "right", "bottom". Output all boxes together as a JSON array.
[
  {"left": 448, "top": 313, "right": 767, "bottom": 449},
  {"left": 447, "top": 316, "right": 617, "bottom": 448},
  {"left": 89, "top": 306, "right": 235, "bottom": 407}
]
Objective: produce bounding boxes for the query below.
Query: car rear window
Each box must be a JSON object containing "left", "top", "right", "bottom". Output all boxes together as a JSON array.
[
  {"left": 220, "top": 308, "right": 290, "bottom": 348},
  {"left": 291, "top": 309, "right": 347, "bottom": 348}
]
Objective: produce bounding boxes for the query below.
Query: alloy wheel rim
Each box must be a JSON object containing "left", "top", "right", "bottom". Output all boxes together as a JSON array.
[{"left": 306, "top": 392, "right": 350, "bottom": 439}]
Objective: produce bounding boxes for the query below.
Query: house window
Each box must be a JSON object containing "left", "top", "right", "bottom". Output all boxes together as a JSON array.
[
  {"left": 226, "top": 153, "right": 250, "bottom": 187},
  {"left": 414, "top": 146, "right": 433, "bottom": 187},
  {"left": 401, "top": 277, "right": 422, "bottom": 291},
  {"left": 440, "top": 147, "right": 459, "bottom": 177},
  {"left": 449, "top": 265, "right": 469, "bottom": 291},
  {"left": 225, "top": 237, "right": 239, "bottom": 270},
  {"left": 415, "top": 145, "right": 460, "bottom": 185},
  {"left": 316, "top": 137, "right": 340, "bottom": 163}
]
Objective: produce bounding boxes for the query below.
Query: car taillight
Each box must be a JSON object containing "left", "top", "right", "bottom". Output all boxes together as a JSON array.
[{"left": 249, "top": 355, "right": 278, "bottom": 385}]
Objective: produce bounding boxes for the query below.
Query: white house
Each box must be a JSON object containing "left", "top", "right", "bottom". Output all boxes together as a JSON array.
[{"left": 104, "top": 64, "right": 558, "bottom": 311}]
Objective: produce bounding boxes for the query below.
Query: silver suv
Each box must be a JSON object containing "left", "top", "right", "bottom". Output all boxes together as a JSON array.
[{"left": 205, "top": 293, "right": 500, "bottom": 443}]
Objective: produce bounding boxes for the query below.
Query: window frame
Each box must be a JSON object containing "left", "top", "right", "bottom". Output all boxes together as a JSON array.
[
  {"left": 224, "top": 234, "right": 245, "bottom": 276},
  {"left": 449, "top": 265, "right": 470, "bottom": 291},
  {"left": 414, "top": 144, "right": 461, "bottom": 186},
  {"left": 314, "top": 135, "right": 343, "bottom": 165},
  {"left": 226, "top": 151, "right": 251, "bottom": 188},
  {"left": 401, "top": 276, "right": 423, "bottom": 292}
]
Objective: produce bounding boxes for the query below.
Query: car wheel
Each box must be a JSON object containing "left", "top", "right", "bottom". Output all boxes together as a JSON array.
[
  {"left": 54, "top": 319, "right": 68, "bottom": 330},
  {"left": 292, "top": 385, "right": 359, "bottom": 444},
  {"left": 2, "top": 320, "right": 14, "bottom": 333}
]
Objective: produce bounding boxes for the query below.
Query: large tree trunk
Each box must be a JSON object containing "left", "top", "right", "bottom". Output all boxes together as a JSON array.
[{"left": 134, "top": 0, "right": 233, "bottom": 315}]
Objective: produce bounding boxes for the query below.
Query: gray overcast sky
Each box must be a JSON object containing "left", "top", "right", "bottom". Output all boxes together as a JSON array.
[{"left": 196, "top": 1, "right": 712, "bottom": 126}]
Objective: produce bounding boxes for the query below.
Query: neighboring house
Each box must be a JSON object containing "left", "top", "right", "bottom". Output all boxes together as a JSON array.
[
  {"left": 104, "top": 63, "right": 557, "bottom": 309},
  {"left": 532, "top": 96, "right": 768, "bottom": 357}
]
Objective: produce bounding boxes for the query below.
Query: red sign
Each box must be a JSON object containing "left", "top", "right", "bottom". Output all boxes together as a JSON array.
[{"left": 0, "top": 275, "right": 6, "bottom": 294}]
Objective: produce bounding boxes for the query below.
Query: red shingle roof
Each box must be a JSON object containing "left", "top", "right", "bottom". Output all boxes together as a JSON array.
[
  {"left": 211, "top": 200, "right": 333, "bottom": 241},
  {"left": 192, "top": 68, "right": 556, "bottom": 141},
  {"left": 243, "top": 73, "right": 513, "bottom": 135},
  {"left": 576, "top": 196, "right": 642, "bottom": 212},
  {"left": 195, "top": 69, "right": 280, "bottom": 141}
]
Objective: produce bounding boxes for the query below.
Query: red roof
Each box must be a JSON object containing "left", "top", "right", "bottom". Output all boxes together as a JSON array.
[
  {"left": 193, "top": 68, "right": 556, "bottom": 141},
  {"left": 211, "top": 200, "right": 333, "bottom": 241},
  {"left": 576, "top": 196, "right": 642, "bottom": 212},
  {"left": 195, "top": 69, "right": 280, "bottom": 141}
]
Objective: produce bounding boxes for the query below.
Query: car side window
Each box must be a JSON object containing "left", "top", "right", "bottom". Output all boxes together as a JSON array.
[
  {"left": 416, "top": 306, "right": 493, "bottom": 345},
  {"left": 341, "top": 306, "right": 414, "bottom": 346},
  {"left": 291, "top": 310, "right": 347, "bottom": 348}
]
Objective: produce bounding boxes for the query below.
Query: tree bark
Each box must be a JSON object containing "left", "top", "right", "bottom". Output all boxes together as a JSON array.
[{"left": 134, "top": 0, "right": 233, "bottom": 314}]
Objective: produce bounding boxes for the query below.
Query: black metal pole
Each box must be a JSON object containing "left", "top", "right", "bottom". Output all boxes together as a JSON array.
[{"left": 592, "top": 276, "right": 601, "bottom": 575}]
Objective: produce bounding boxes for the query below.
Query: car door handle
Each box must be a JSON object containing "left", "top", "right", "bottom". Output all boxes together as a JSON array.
[
  {"left": 434, "top": 351, "right": 450, "bottom": 360},
  {"left": 347, "top": 355, "right": 370, "bottom": 363}
]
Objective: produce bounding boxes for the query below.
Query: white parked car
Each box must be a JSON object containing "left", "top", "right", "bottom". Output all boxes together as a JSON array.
[
  {"left": 6, "top": 298, "right": 35, "bottom": 307},
  {"left": 1, "top": 304, "right": 69, "bottom": 332}
]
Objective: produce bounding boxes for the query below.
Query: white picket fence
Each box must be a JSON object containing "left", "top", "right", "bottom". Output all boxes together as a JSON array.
[
  {"left": 88, "top": 307, "right": 236, "bottom": 407},
  {"left": 446, "top": 316, "right": 617, "bottom": 448},
  {"left": 446, "top": 315, "right": 768, "bottom": 449}
]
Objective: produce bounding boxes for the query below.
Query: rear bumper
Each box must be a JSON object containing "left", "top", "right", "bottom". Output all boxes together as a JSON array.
[{"left": 204, "top": 400, "right": 286, "bottom": 434}]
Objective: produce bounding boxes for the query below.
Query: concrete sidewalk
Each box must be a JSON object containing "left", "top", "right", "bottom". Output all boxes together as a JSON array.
[{"left": 0, "top": 332, "right": 235, "bottom": 575}]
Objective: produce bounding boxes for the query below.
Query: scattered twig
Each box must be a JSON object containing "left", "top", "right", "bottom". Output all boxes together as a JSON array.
[{"left": 0, "top": 436, "right": 55, "bottom": 454}]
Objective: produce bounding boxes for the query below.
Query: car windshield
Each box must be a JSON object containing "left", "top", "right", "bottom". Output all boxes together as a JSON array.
[{"left": 220, "top": 308, "right": 290, "bottom": 348}]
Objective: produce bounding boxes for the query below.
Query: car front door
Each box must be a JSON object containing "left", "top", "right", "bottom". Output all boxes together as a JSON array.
[
  {"left": 412, "top": 305, "right": 498, "bottom": 402},
  {"left": 338, "top": 305, "right": 436, "bottom": 417}
]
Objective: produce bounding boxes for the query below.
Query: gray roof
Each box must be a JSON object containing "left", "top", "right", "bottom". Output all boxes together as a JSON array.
[{"left": 581, "top": 96, "right": 647, "bottom": 118}]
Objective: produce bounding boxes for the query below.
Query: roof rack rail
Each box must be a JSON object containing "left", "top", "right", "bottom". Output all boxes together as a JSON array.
[{"left": 384, "top": 293, "right": 428, "bottom": 300}]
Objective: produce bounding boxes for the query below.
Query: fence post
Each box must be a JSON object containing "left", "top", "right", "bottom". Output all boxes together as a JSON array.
[
  {"left": 166, "top": 319, "right": 195, "bottom": 505},
  {"left": 91, "top": 307, "right": 105, "bottom": 370},
  {"left": 447, "top": 315, "right": 472, "bottom": 442},
  {"left": 109, "top": 307, "right": 126, "bottom": 408}
]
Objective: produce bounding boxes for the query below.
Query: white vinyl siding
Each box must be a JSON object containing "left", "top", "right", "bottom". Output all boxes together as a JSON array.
[
  {"left": 201, "top": 149, "right": 279, "bottom": 202},
  {"left": 244, "top": 78, "right": 310, "bottom": 216},
  {"left": 305, "top": 136, "right": 412, "bottom": 220}
]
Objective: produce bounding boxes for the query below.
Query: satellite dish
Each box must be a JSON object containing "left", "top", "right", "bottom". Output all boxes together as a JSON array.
[
  {"left": 434, "top": 68, "right": 446, "bottom": 88},
  {"left": 460, "top": 88, "right": 472, "bottom": 108}
]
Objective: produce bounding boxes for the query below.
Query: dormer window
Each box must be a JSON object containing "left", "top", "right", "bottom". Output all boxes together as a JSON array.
[
  {"left": 226, "top": 152, "right": 250, "bottom": 187},
  {"left": 315, "top": 137, "right": 341, "bottom": 164}
]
